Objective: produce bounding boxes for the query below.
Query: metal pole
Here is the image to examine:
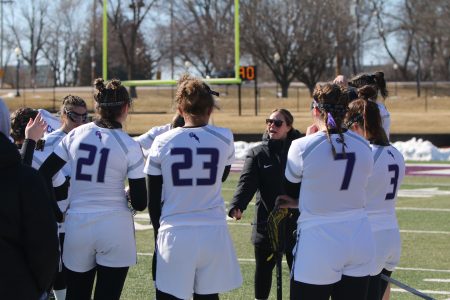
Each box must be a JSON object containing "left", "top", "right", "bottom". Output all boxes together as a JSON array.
[
  {"left": 297, "top": 87, "right": 300, "bottom": 112},
  {"left": 0, "top": 0, "right": 13, "bottom": 88},
  {"left": 102, "top": 0, "right": 107, "bottom": 80},
  {"left": 425, "top": 88, "right": 428, "bottom": 112},
  {"left": 234, "top": 0, "right": 240, "bottom": 82},
  {"left": 1, "top": 1, "right": 3, "bottom": 75},
  {"left": 170, "top": 0, "right": 174, "bottom": 102},
  {"left": 238, "top": 83, "right": 241, "bottom": 116},
  {"left": 15, "top": 56, "right": 20, "bottom": 97},
  {"left": 254, "top": 66, "right": 258, "bottom": 116}
]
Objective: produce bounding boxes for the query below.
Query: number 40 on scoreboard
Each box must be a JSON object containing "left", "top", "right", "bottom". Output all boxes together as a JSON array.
[{"left": 239, "top": 65, "right": 257, "bottom": 81}]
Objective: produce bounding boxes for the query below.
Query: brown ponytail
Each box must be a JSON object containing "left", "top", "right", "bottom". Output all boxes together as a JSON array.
[{"left": 345, "top": 99, "right": 389, "bottom": 146}]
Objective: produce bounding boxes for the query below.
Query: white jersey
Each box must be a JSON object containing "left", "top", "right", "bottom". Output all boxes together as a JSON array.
[
  {"left": 43, "top": 129, "right": 70, "bottom": 177},
  {"left": 285, "top": 130, "right": 373, "bottom": 229},
  {"left": 377, "top": 102, "right": 391, "bottom": 139},
  {"left": 144, "top": 125, "right": 235, "bottom": 229},
  {"left": 134, "top": 123, "right": 172, "bottom": 158},
  {"left": 38, "top": 109, "right": 62, "bottom": 135},
  {"left": 366, "top": 144, "right": 405, "bottom": 231},
  {"left": 54, "top": 122, "right": 145, "bottom": 213}
]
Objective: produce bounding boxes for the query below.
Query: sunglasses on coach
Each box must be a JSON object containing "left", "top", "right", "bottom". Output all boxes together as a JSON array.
[
  {"left": 65, "top": 109, "right": 88, "bottom": 123},
  {"left": 265, "top": 119, "right": 283, "bottom": 127}
]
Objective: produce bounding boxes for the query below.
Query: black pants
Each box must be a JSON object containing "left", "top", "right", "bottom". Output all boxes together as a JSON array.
[
  {"left": 367, "top": 269, "right": 392, "bottom": 300},
  {"left": 290, "top": 275, "right": 370, "bottom": 300},
  {"left": 156, "top": 289, "right": 219, "bottom": 300},
  {"left": 53, "top": 232, "right": 66, "bottom": 290},
  {"left": 65, "top": 265, "right": 129, "bottom": 300},
  {"left": 254, "top": 244, "right": 294, "bottom": 299}
]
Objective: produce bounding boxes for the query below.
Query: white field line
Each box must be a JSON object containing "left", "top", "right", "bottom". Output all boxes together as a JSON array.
[
  {"left": 396, "top": 267, "right": 450, "bottom": 274},
  {"left": 396, "top": 207, "right": 450, "bottom": 212},
  {"left": 404, "top": 182, "right": 450, "bottom": 187},
  {"left": 136, "top": 252, "right": 450, "bottom": 274},
  {"left": 424, "top": 279, "right": 450, "bottom": 283},
  {"left": 225, "top": 222, "right": 450, "bottom": 235},
  {"left": 391, "top": 288, "right": 450, "bottom": 295},
  {"left": 134, "top": 219, "right": 450, "bottom": 235},
  {"left": 400, "top": 230, "right": 450, "bottom": 235}
]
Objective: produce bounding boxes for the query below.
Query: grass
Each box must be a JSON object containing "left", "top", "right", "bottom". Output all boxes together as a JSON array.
[
  {"left": 2, "top": 85, "right": 450, "bottom": 135},
  {"left": 121, "top": 173, "right": 450, "bottom": 299}
]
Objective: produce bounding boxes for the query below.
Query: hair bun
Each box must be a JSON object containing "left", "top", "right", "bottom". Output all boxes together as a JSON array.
[
  {"left": 357, "top": 85, "right": 377, "bottom": 101},
  {"left": 94, "top": 78, "right": 105, "bottom": 92},
  {"left": 374, "top": 71, "right": 384, "bottom": 79},
  {"left": 108, "top": 79, "right": 121, "bottom": 90}
]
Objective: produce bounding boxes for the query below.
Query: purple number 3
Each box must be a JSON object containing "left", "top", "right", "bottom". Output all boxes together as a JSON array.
[{"left": 75, "top": 143, "right": 110, "bottom": 183}]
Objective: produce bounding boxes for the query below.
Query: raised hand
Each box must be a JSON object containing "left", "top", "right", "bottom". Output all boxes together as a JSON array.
[{"left": 25, "top": 112, "right": 47, "bottom": 142}]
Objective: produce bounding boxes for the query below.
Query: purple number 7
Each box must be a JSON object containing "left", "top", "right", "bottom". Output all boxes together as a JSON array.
[{"left": 334, "top": 152, "right": 355, "bottom": 190}]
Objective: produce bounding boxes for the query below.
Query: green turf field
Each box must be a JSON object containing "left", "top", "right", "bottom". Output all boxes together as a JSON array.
[{"left": 123, "top": 173, "right": 450, "bottom": 299}]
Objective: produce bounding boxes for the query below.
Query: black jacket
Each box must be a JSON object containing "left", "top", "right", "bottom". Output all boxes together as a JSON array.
[
  {"left": 229, "top": 129, "right": 302, "bottom": 246},
  {"left": 0, "top": 133, "right": 59, "bottom": 299}
]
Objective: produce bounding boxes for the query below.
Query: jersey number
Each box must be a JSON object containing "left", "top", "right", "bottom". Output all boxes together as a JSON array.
[
  {"left": 385, "top": 164, "right": 399, "bottom": 200},
  {"left": 334, "top": 152, "right": 355, "bottom": 190},
  {"left": 75, "top": 143, "right": 110, "bottom": 183},
  {"left": 171, "top": 147, "right": 219, "bottom": 186}
]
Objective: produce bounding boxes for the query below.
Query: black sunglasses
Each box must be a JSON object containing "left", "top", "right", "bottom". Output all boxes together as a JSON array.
[
  {"left": 266, "top": 119, "right": 283, "bottom": 127},
  {"left": 65, "top": 109, "right": 88, "bottom": 123}
]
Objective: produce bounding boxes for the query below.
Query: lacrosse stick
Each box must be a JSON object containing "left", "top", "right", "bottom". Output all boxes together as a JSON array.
[{"left": 267, "top": 207, "right": 289, "bottom": 300}]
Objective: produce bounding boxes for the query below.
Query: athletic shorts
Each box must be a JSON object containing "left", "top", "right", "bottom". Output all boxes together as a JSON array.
[
  {"left": 63, "top": 210, "right": 137, "bottom": 272},
  {"left": 371, "top": 228, "right": 401, "bottom": 275},
  {"left": 292, "top": 217, "right": 375, "bottom": 285},
  {"left": 155, "top": 225, "right": 242, "bottom": 299}
]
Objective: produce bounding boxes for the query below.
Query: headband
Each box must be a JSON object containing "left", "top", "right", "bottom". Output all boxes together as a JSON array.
[{"left": 345, "top": 113, "right": 364, "bottom": 129}]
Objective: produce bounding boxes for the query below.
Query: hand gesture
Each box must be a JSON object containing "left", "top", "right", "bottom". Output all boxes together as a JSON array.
[
  {"left": 306, "top": 124, "right": 319, "bottom": 136},
  {"left": 333, "top": 75, "right": 348, "bottom": 87},
  {"left": 229, "top": 207, "right": 242, "bottom": 220},
  {"left": 25, "top": 112, "right": 47, "bottom": 142}
]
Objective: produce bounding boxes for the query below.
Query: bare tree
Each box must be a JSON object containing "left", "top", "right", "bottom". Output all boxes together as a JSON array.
[
  {"left": 103, "top": 0, "right": 158, "bottom": 98},
  {"left": 170, "top": 0, "right": 235, "bottom": 77},
  {"left": 369, "top": 0, "right": 417, "bottom": 80},
  {"left": 9, "top": 0, "right": 49, "bottom": 88},
  {"left": 242, "top": 0, "right": 347, "bottom": 97}
]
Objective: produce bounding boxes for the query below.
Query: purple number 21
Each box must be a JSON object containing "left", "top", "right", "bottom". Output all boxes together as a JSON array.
[{"left": 75, "top": 143, "right": 110, "bottom": 183}]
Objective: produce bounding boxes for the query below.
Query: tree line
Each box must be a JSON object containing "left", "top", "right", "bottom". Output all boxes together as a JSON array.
[{"left": 3, "top": 0, "right": 450, "bottom": 97}]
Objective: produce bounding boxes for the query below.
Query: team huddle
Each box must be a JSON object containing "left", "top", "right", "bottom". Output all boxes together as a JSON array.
[{"left": 0, "top": 71, "right": 404, "bottom": 300}]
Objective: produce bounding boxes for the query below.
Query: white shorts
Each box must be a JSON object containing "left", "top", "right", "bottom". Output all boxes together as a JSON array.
[
  {"left": 63, "top": 210, "right": 137, "bottom": 272},
  {"left": 156, "top": 225, "right": 242, "bottom": 299},
  {"left": 292, "top": 217, "right": 375, "bottom": 285},
  {"left": 371, "top": 228, "right": 401, "bottom": 275}
]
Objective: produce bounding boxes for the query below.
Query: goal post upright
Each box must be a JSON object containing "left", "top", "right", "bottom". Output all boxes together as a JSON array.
[
  {"left": 102, "top": 0, "right": 108, "bottom": 81},
  {"left": 101, "top": 0, "right": 241, "bottom": 86}
]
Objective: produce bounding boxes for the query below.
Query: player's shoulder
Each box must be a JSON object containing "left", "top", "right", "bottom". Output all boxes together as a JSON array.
[
  {"left": 152, "top": 127, "right": 183, "bottom": 147},
  {"left": 293, "top": 131, "right": 327, "bottom": 153},
  {"left": 149, "top": 123, "right": 172, "bottom": 136},
  {"left": 344, "top": 130, "right": 371, "bottom": 151},
  {"left": 200, "top": 125, "right": 234, "bottom": 145},
  {"left": 387, "top": 144, "right": 405, "bottom": 163}
]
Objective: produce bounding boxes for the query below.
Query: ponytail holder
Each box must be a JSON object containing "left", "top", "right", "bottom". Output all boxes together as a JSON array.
[{"left": 327, "top": 113, "right": 337, "bottom": 128}]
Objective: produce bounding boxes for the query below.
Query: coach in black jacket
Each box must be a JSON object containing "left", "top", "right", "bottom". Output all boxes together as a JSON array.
[
  {"left": 0, "top": 130, "right": 59, "bottom": 299},
  {"left": 229, "top": 108, "right": 301, "bottom": 300}
]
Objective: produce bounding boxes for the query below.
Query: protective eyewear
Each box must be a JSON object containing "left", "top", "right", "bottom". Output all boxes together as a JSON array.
[
  {"left": 65, "top": 109, "right": 88, "bottom": 123},
  {"left": 265, "top": 119, "right": 283, "bottom": 127}
]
